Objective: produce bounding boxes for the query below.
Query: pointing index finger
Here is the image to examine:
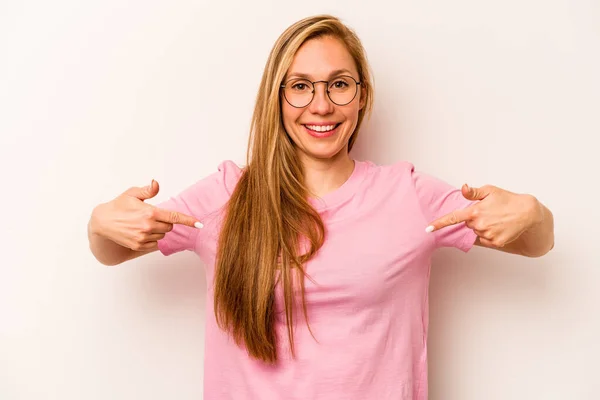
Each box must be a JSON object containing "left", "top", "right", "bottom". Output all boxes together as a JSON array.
[
  {"left": 154, "top": 208, "right": 203, "bottom": 229},
  {"left": 426, "top": 208, "right": 471, "bottom": 233}
]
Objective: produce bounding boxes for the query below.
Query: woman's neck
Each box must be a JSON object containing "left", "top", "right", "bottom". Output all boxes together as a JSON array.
[{"left": 300, "top": 152, "right": 355, "bottom": 198}]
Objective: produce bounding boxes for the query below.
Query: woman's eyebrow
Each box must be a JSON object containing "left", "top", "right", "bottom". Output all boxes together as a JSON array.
[{"left": 286, "top": 69, "right": 354, "bottom": 80}]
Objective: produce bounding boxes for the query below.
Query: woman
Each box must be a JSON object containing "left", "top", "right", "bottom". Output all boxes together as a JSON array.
[{"left": 88, "top": 14, "right": 554, "bottom": 400}]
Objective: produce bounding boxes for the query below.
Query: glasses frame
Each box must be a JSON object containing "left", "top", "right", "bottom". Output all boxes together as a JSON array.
[{"left": 280, "top": 75, "right": 361, "bottom": 108}]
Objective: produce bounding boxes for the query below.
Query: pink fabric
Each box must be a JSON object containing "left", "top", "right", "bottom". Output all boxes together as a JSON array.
[{"left": 157, "top": 159, "right": 477, "bottom": 400}]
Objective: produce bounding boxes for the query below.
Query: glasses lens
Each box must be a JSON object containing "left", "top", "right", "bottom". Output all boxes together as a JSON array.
[
  {"left": 328, "top": 76, "right": 357, "bottom": 106},
  {"left": 284, "top": 79, "right": 313, "bottom": 108}
]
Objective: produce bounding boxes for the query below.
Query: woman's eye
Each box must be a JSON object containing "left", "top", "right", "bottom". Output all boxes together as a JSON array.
[
  {"left": 292, "top": 83, "right": 307, "bottom": 90},
  {"left": 332, "top": 80, "right": 349, "bottom": 89}
]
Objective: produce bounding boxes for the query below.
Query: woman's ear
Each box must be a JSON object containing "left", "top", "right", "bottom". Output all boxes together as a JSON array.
[{"left": 359, "top": 85, "right": 367, "bottom": 110}]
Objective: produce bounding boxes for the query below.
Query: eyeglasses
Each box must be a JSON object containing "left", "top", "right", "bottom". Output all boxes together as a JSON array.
[{"left": 280, "top": 75, "right": 361, "bottom": 108}]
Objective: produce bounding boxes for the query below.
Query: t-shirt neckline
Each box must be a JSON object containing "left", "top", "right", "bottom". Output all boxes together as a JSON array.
[{"left": 308, "top": 159, "right": 368, "bottom": 211}]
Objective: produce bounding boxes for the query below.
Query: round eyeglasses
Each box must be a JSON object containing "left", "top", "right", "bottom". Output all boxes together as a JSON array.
[{"left": 280, "top": 75, "right": 361, "bottom": 108}]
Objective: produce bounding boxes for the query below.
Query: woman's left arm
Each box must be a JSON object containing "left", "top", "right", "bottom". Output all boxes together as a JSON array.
[{"left": 427, "top": 184, "right": 555, "bottom": 258}]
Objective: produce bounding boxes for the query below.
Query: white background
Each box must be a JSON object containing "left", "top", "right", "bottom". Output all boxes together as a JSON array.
[{"left": 1, "top": 0, "right": 599, "bottom": 399}]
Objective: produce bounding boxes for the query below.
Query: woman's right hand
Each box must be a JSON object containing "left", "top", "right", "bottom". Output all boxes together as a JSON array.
[{"left": 89, "top": 180, "right": 202, "bottom": 252}]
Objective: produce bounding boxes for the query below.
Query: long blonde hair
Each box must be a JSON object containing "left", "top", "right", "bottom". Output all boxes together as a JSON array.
[{"left": 213, "top": 14, "right": 374, "bottom": 364}]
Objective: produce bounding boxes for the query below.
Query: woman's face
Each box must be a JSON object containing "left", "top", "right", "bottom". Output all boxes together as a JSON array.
[{"left": 281, "top": 36, "right": 365, "bottom": 163}]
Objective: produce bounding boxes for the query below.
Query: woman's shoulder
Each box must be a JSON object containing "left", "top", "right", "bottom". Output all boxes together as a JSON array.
[
  {"left": 359, "top": 159, "right": 460, "bottom": 200},
  {"left": 359, "top": 158, "right": 418, "bottom": 181},
  {"left": 214, "top": 159, "right": 245, "bottom": 194},
  {"left": 165, "top": 160, "right": 244, "bottom": 207}
]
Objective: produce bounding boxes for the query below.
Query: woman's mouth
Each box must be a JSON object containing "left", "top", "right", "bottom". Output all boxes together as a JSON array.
[{"left": 303, "top": 123, "right": 341, "bottom": 138}]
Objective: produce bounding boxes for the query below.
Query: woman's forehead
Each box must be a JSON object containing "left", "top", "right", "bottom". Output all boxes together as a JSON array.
[{"left": 286, "top": 37, "right": 358, "bottom": 80}]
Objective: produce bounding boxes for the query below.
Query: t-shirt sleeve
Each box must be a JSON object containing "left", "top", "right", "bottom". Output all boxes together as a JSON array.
[
  {"left": 155, "top": 160, "right": 242, "bottom": 256},
  {"left": 411, "top": 166, "right": 478, "bottom": 252}
]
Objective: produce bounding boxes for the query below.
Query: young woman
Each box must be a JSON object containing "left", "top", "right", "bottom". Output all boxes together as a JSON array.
[{"left": 88, "top": 14, "right": 554, "bottom": 400}]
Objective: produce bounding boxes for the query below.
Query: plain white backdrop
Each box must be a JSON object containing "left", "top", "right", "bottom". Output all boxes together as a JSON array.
[{"left": 1, "top": 0, "right": 599, "bottom": 399}]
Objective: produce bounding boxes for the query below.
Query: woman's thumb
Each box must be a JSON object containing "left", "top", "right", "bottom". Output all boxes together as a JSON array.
[{"left": 126, "top": 180, "right": 160, "bottom": 200}]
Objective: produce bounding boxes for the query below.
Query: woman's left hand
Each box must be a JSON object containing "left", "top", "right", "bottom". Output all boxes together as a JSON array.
[{"left": 427, "top": 184, "right": 544, "bottom": 248}]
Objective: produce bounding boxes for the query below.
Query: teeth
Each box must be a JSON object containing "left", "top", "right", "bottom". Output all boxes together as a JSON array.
[{"left": 305, "top": 124, "right": 336, "bottom": 132}]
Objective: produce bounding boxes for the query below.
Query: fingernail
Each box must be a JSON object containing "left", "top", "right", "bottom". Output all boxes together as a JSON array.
[
  {"left": 425, "top": 225, "right": 435, "bottom": 233},
  {"left": 194, "top": 222, "right": 204, "bottom": 229}
]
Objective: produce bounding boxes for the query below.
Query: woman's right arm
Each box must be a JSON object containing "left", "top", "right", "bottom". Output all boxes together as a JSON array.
[{"left": 88, "top": 180, "right": 202, "bottom": 266}]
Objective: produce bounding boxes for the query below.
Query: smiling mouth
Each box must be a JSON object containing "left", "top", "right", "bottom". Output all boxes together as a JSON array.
[{"left": 303, "top": 123, "right": 341, "bottom": 133}]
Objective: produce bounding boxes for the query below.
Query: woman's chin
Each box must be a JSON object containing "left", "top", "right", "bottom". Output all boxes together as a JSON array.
[{"left": 299, "top": 144, "right": 348, "bottom": 161}]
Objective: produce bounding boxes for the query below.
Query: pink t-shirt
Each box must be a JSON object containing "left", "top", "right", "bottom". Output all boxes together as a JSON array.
[{"left": 157, "top": 159, "right": 477, "bottom": 400}]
